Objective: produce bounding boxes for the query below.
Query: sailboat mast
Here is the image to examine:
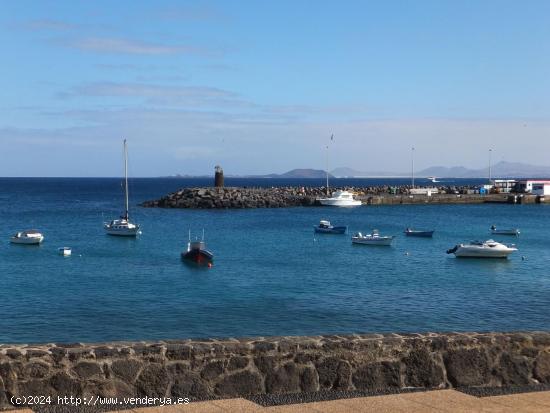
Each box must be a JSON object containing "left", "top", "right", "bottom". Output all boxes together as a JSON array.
[{"left": 124, "top": 139, "right": 129, "bottom": 220}]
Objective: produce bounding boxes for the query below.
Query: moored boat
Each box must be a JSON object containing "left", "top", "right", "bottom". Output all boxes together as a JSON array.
[
  {"left": 352, "top": 230, "right": 394, "bottom": 246},
  {"left": 10, "top": 230, "right": 44, "bottom": 245},
  {"left": 182, "top": 231, "right": 214, "bottom": 266},
  {"left": 104, "top": 139, "right": 141, "bottom": 237},
  {"left": 490, "top": 225, "right": 520, "bottom": 236},
  {"left": 318, "top": 191, "right": 362, "bottom": 207},
  {"left": 404, "top": 228, "right": 434, "bottom": 237},
  {"left": 314, "top": 220, "right": 347, "bottom": 234},
  {"left": 58, "top": 247, "right": 72, "bottom": 256},
  {"left": 446, "top": 239, "right": 517, "bottom": 258}
]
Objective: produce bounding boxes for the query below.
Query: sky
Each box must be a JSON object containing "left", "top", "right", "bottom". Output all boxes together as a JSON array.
[{"left": 1, "top": 0, "right": 550, "bottom": 177}]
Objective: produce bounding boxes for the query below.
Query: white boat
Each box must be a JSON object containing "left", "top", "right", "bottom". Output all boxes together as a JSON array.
[
  {"left": 318, "top": 134, "right": 361, "bottom": 207},
  {"left": 446, "top": 240, "right": 517, "bottom": 258},
  {"left": 427, "top": 176, "right": 440, "bottom": 183},
  {"left": 352, "top": 230, "right": 394, "bottom": 246},
  {"left": 104, "top": 139, "right": 141, "bottom": 237},
  {"left": 490, "top": 225, "right": 520, "bottom": 236},
  {"left": 10, "top": 230, "right": 44, "bottom": 245},
  {"left": 318, "top": 191, "right": 362, "bottom": 207},
  {"left": 58, "top": 247, "right": 72, "bottom": 256}
]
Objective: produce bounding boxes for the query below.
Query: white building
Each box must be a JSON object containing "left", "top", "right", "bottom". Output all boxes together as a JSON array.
[
  {"left": 532, "top": 183, "right": 550, "bottom": 196},
  {"left": 517, "top": 180, "right": 550, "bottom": 195},
  {"left": 493, "top": 179, "right": 517, "bottom": 193}
]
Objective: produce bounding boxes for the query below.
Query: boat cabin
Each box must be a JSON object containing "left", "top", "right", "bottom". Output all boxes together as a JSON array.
[
  {"left": 319, "top": 220, "right": 331, "bottom": 228},
  {"left": 189, "top": 240, "right": 206, "bottom": 251}
]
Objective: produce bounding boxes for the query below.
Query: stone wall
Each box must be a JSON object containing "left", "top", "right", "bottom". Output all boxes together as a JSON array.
[
  {"left": 1, "top": 332, "right": 550, "bottom": 408},
  {"left": 141, "top": 187, "right": 320, "bottom": 209}
]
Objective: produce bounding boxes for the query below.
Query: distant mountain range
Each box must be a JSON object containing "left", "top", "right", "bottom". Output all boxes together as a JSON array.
[
  {"left": 254, "top": 169, "right": 334, "bottom": 179},
  {"left": 329, "top": 167, "right": 406, "bottom": 178},
  {"left": 331, "top": 161, "right": 550, "bottom": 179},
  {"left": 164, "top": 161, "right": 550, "bottom": 179}
]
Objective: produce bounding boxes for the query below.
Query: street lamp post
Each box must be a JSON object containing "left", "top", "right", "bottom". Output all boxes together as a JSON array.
[
  {"left": 489, "top": 148, "right": 493, "bottom": 184},
  {"left": 411, "top": 147, "right": 415, "bottom": 188}
]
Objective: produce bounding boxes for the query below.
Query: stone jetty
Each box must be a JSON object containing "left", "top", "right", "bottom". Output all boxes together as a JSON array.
[
  {"left": 141, "top": 187, "right": 323, "bottom": 209},
  {"left": 141, "top": 186, "right": 545, "bottom": 209}
]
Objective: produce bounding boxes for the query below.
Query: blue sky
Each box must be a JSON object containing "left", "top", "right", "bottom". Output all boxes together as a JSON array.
[{"left": 1, "top": 0, "right": 549, "bottom": 176}]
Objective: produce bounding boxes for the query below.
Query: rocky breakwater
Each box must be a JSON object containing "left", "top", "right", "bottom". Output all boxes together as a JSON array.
[
  {"left": 2, "top": 332, "right": 550, "bottom": 408},
  {"left": 141, "top": 187, "right": 328, "bottom": 209}
]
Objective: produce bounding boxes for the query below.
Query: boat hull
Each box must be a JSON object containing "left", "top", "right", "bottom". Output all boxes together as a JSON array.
[
  {"left": 10, "top": 236, "right": 44, "bottom": 245},
  {"left": 452, "top": 245, "right": 517, "bottom": 258},
  {"left": 182, "top": 249, "right": 214, "bottom": 265},
  {"left": 314, "top": 226, "right": 347, "bottom": 234},
  {"left": 491, "top": 229, "right": 520, "bottom": 236},
  {"left": 352, "top": 237, "right": 394, "bottom": 246},
  {"left": 318, "top": 199, "right": 362, "bottom": 207},
  {"left": 104, "top": 224, "right": 140, "bottom": 237},
  {"left": 405, "top": 230, "right": 434, "bottom": 237}
]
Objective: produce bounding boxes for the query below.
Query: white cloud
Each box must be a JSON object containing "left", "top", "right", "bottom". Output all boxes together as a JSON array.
[
  {"left": 2, "top": 108, "right": 549, "bottom": 177},
  {"left": 59, "top": 81, "right": 254, "bottom": 109},
  {"left": 64, "top": 37, "right": 208, "bottom": 55},
  {"left": 22, "top": 19, "right": 78, "bottom": 31}
]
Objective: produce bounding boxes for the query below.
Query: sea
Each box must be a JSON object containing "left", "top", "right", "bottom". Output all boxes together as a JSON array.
[{"left": 1, "top": 177, "right": 549, "bottom": 344}]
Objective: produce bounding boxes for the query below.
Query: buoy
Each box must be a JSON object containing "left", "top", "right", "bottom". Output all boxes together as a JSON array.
[
  {"left": 522, "top": 256, "right": 526, "bottom": 261},
  {"left": 208, "top": 262, "right": 213, "bottom": 268}
]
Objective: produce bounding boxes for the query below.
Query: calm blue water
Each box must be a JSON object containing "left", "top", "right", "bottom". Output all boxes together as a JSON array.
[{"left": 0, "top": 177, "right": 549, "bottom": 343}]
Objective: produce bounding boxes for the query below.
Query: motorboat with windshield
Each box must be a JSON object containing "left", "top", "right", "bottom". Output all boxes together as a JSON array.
[
  {"left": 318, "top": 191, "right": 361, "bottom": 207},
  {"left": 446, "top": 239, "right": 517, "bottom": 258}
]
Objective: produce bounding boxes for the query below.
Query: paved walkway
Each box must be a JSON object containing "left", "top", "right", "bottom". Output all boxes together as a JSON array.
[{"left": 10, "top": 390, "right": 550, "bottom": 412}]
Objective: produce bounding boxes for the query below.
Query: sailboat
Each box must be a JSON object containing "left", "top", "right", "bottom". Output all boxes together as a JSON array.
[{"left": 104, "top": 139, "right": 141, "bottom": 236}]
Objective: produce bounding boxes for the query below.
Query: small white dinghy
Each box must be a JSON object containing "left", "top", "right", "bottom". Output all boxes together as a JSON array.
[
  {"left": 352, "top": 230, "right": 395, "bottom": 246},
  {"left": 10, "top": 230, "right": 44, "bottom": 245},
  {"left": 58, "top": 247, "right": 72, "bottom": 256},
  {"left": 447, "top": 239, "right": 517, "bottom": 258}
]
